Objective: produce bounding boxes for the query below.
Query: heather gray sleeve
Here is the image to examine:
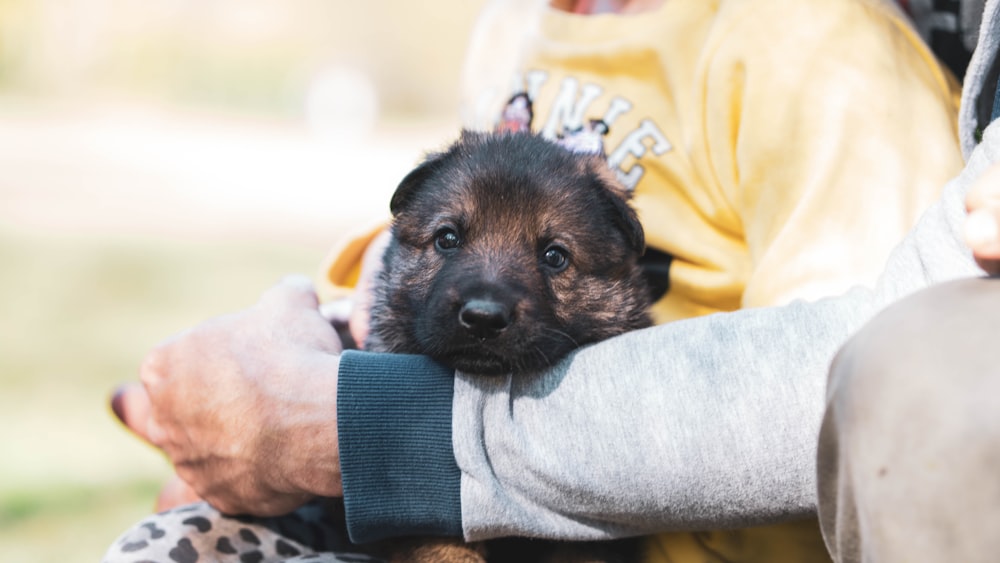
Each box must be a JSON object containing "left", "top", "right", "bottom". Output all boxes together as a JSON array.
[
  {"left": 455, "top": 292, "right": 873, "bottom": 540},
  {"left": 453, "top": 119, "right": 999, "bottom": 543}
]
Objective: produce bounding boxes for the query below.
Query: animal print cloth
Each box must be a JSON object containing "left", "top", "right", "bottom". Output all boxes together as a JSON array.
[{"left": 103, "top": 499, "right": 382, "bottom": 563}]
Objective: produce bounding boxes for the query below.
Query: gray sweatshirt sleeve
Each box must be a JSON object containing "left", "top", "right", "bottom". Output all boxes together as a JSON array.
[{"left": 454, "top": 119, "right": 999, "bottom": 543}]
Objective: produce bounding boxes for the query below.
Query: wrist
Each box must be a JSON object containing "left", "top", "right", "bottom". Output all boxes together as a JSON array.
[{"left": 337, "top": 350, "right": 462, "bottom": 543}]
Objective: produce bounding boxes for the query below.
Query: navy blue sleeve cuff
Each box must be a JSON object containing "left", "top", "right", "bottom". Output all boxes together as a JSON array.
[{"left": 337, "top": 350, "right": 462, "bottom": 543}]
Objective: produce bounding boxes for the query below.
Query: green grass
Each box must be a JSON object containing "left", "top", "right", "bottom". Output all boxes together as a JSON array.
[{"left": 0, "top": 226, "right": 330, "bottom": 562}]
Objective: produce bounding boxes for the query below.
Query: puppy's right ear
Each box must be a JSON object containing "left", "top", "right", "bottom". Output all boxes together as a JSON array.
[
  {"left": 583, "top": 156, "right": 646, "bottom": 255},
  {"left": 389, "top": 151, "right": 447, "bottom": 216}
]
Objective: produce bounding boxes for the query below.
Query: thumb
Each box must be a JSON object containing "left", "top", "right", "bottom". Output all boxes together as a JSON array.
[
  {"left": 964, "top": 164, "right": 1000, "bottom": 275},
  {"left": 965, "top": 163, "right": 1000, "bottom": 214},
  {"left": 110, "top": 382, "right": 166, "bottom": 446}
]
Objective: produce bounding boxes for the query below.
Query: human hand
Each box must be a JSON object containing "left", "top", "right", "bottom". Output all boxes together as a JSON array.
[
  {"left": 111, "top": 275, "right": 344, "bottom": 516},
  {"left": 964, "top": 163, "right": 1000, "bottom": 275}
]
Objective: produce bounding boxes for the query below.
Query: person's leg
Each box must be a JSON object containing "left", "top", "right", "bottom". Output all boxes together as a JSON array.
[
  {"left": 102, "top": 499, "right": 382, "bottom": 563},
  {"left": 818, "top": 277, "right": 1000, "bottom": 563}
]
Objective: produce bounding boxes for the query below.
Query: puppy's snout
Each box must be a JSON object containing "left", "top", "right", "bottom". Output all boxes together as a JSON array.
[{"left": 459, "top": 299, "right": 512, "bottom": 339}]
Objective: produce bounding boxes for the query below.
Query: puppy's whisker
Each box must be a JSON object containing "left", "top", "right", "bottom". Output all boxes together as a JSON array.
[
  {"left": 532, "top": 344, "right": 553, "bottom": 367},
  {"left": 543, "top": 327, "right": 580, "bottom": 348}
]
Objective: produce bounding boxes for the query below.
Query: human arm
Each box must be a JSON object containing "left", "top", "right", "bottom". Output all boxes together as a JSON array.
[
  {"left": 332, "top": 4, "right": 976, "bottom": 536},
  {"left": 338, "top": 290, "right": 877, "bottom": 543},
  {"left": 338, "top": 123, "right": 1000, "bottom": 544},
  {"left": 107, "top": 120, "right": 1000, "bottom": 547},
  {"left": 109, "top": 131, "right": 992, "bottom": 539}
]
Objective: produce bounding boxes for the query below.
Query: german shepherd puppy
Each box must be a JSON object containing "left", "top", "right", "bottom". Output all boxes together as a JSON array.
[
  {"left": 359, "top": 130, "right": 652, "bottom": 563},
  {"left": 367, "top": 130, "right": 652, "bottom": 375}
]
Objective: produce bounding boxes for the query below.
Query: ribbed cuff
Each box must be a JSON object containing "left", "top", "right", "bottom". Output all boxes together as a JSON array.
[{"left": 337, "top": 350, "right": 462, "bottom": 543}]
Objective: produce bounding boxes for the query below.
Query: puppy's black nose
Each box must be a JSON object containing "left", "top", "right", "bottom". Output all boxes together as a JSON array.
[{"left": 459, "top": 299, "right": 511, "bottom": 339}]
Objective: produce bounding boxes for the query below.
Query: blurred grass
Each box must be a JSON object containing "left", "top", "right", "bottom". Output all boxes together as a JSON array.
[{"left": 0, "top": 225, "right": 330, "bottom": 562}]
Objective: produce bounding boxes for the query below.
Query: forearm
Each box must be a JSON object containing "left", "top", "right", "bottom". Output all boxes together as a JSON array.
[
  {"left": 337, "top": 232, "right": 976, "bottom": 545},
  {"left": 456, "top": 290, "right": 876, "bottom": 541},
  {"left": 335, "top": 291, "right": 879, "bottom": 543}
]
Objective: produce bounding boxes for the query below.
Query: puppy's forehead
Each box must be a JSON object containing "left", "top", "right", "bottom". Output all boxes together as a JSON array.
[
  {"left": 397, "top": 133, "right": 629, "bottom": 244},
  {"left": 465, "top": 166, "right": 594, "bottom": 232}
]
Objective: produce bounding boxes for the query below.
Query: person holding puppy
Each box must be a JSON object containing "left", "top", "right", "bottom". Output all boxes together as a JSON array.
[{"left": 104, "top": 0, "right": 999, "bottom": 562}]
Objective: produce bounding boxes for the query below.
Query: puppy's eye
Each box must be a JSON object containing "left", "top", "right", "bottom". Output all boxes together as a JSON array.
[
  {"left": 434, "top": 228, "right": 461, "bottom": 252},
  {"left": 541, "top": 245, "right": 569, "bottom": 271}
]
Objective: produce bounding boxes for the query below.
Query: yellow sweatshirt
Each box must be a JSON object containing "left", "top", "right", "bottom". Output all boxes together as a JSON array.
[
  {"left": 324, "top": 0, "right": 963, "bottom": 560},
  {"left": 457, "top": 0, "right": 962, "bottom": 324}
]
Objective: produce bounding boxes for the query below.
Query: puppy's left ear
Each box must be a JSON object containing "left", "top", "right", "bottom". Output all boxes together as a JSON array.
[
  {"left": 390, "top": 131, "right": 489, "bottom": 215},
  {"left": 389, "top": 151, "right": 447, "bottom": 216},
  {"left": 587, "top": 158, "right": 646, "bottom": 255}
]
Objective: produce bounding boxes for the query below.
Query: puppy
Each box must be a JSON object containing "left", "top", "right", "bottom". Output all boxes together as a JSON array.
[
  {"left": 358, "top": 130, "right": 652, "bottom": 563},
  {"left": 367, "top": 130, "right": 652, "bottom": 374}
]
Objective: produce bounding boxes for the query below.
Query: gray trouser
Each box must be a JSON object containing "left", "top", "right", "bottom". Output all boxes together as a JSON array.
[{"left": 817, "top": 277, "right": 1000, "bottom": 563}]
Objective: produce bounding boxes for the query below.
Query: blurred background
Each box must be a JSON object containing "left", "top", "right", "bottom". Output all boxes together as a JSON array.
[{"left": 0, "top": 1, "right": 486, "bottom": 560}]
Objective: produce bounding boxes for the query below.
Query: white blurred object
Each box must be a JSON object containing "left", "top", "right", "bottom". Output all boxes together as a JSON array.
[{"left": 305, "top": 65, "right": 380, "bottom": 142}]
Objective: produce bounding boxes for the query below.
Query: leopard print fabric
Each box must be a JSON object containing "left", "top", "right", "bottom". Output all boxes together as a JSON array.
[{"left": 103, "top": 499, "right": 382, "bottom": 563}]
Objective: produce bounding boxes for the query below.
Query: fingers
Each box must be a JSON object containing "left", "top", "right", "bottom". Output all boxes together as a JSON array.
[{"left": 965, "top": 164, "right": 1000, "bottom": 275}]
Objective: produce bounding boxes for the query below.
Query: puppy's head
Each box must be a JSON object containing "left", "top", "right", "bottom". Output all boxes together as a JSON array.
[{"left": 370, "top": 131, "right": 652, "bottom": 376}]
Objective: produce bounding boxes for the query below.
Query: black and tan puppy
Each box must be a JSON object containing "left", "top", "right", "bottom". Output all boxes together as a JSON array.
[
  {"left": 367, "top": 130, "right": 652, "bottom": 376},
  {"left": 360, "top": 130, "right": 652, "bottom": 563}
]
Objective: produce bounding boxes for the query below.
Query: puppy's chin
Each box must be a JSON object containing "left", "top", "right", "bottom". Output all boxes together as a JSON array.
[
  {"left": 425, "top": 331, "right": 578, "bottom": 377},
  {"left": 441, "top": 353, "right": 512, "bottom": 377}
]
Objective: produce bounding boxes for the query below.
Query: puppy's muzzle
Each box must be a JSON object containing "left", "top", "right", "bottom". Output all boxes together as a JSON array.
[{"left": 459, "top": 298, "right": 512, "bottom": 340}]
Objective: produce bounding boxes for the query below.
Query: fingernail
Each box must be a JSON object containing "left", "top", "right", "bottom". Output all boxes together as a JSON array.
[
  {"left": 965, "top": 209, "right": 999, "bottom": 248},
  {"left": 110, "top": 385, "right": 127, "bottom": 424}
]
